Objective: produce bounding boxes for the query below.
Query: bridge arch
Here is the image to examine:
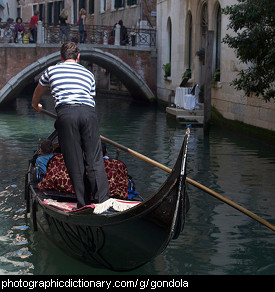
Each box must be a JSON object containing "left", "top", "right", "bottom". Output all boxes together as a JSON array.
[{"left": 0, "top": 47, "right": 155, "bottom": 105}]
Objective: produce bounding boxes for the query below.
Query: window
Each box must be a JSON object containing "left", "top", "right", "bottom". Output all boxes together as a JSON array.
[
  {"left": 46, "top": 1, "right": 63, "bottom": 24},
  {"left": 127, "top": 0, "right": 137, "bottom": 5},
  {"left": 33, "top": 5, "right": 37, "bottom": 15},
  {"left": 186, "top": 12, "right": 192, "bottom": 69},
  {"left": 53, "top": 1, "right": 63, "bottom": 25},
  {"left": 166, "top": 17, "right": 172, "bottom": 77},
  {"left": 115, "top": 0, "right": 125, "bottom": 9},
  {"left": 89, "top": 0, "right": 94, "bottom": 14},
  {"left": 47, "top": 2, "right": 53, "bottom": 24},
  {"left": 200, "top": 2, "right": 208, "bottom": 50},
  {"left": 101, "top": 0, "right": 106, "bottom": 12},
  {"left": 79, "top": 0, "right": 87, "bottom": 10},
  {"left": 168, "top": 17, "right": 172, "bottom": 64},
  {"left": 17, "top": 7, "right": 21, "bottom": 18},
  {"left": 72, "top": 0, "right": 77, "bottom": 23},
  {"left": 215, "top": 5, "right": 221, "bottom": 71},
  {"left": 39, "top": 4, "right": 45, "bottom": 22}
]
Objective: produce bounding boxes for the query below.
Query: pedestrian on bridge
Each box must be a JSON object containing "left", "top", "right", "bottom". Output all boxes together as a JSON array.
[
  {"left": 30, "top": 10, "right": 39, "bottom": 43},
  {"left": 78, "top": 8, "right": 87, "bottom": 43},
  {"left": 59, "top": 9, "right": 71, "bottom": 43},
  {"left": 118, "top": 20, "right": 128, "bottom": 46}
]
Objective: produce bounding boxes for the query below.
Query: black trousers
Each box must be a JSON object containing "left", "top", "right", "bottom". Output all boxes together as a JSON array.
[{"left": 55, "top": 104, "right": 109, "bottom": 207}]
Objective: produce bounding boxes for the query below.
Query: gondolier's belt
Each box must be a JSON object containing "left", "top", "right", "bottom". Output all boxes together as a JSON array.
[
  {"left": 57, "top": 103, "right": 85, "bottom": 108},
  {"left": 56, "top": 103, "right": 95, "bottom": 110}
]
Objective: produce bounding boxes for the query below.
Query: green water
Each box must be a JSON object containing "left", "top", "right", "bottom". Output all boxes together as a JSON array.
[{"left": 0, "top": 94, "right": 274, "bottom": 275}]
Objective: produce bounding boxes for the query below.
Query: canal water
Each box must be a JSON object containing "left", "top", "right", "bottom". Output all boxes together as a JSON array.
[{"left": 0, "top": 94, "right": 274, "bottom": 275}]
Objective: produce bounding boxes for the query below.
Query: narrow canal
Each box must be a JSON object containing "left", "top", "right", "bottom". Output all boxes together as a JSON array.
[{"left": 0, "top": 93, "right": 274, "bottom": 275}]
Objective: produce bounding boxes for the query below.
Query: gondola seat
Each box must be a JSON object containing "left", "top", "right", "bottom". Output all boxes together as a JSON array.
[
  {"left": 38, "top": 154, "right": 130, "bottom": 200},
  {"left": 104, "top": 159, "right": 129, "bottom": 199},
  {"left": 38, "top": 154, "right": 75, "bottom": 193}
]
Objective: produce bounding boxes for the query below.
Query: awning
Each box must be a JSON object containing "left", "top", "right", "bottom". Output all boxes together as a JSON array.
[{"left": 0, "top": 0, "right": 5, "bottom": 8}]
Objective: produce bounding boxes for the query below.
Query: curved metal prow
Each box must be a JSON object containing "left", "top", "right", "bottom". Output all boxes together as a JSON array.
[{"left": 172, "top": 128, "right": 190, "bottom": 239}]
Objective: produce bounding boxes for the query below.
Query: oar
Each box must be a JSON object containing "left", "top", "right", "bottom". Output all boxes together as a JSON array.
[
  {"left": 100, "top": 135, "right": 275, "bottom": 232},
  {"left": 39, "top": 108, "right": 275, "bottom": 232}
]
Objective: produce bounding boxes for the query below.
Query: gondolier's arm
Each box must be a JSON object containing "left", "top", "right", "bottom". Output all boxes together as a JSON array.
[{"left": 32, "top": 83, "right": 48, "bottom": 113}]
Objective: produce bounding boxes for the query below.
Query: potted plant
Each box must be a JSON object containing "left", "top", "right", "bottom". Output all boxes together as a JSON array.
[
  {"left": 196, "top": 48, "right": 205, "bottom": 64},
  {"left": 179, "top": 68, "right": 191, "bottom": 87},
  {"left": 182, "top": 68, "right": 191, "bottom": 79},
  {"left": 162, "top": 62, "right": 171, "bottom": 79},
  {"left": 212, "top": 68, "right": 220, "bottom": 87}
]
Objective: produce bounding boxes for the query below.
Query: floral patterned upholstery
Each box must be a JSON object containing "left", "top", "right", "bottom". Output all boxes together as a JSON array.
[
  {"left": 38, "top": 154, "right": 75, "bottom": 193},
  {"left": 104, "top": 159, "right": 128, "bottom": 199},
  {"left": 38, "top": 155, "right": 129, "bottom": 199}
]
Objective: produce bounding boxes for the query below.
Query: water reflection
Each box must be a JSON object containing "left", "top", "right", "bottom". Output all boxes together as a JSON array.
[{"left": 0, "top": 184, "right": 33, "bottom": 274}]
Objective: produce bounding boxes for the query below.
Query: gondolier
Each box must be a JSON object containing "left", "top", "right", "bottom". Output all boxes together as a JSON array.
[{"left": 32, "top": 41, "right": 109, "bottom": 208}]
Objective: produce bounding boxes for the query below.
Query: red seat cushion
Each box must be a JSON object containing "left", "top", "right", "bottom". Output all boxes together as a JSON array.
[
  {"left": 38, "top": 154, "right": 75, "bottom": 193},
  {"left": 104, "top": 159, "right": 128, "bottom": 199},
  {"left": 38, "top": 155, "right": 129, "bottom": 199}
]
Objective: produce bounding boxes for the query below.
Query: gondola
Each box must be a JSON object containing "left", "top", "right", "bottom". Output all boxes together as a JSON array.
[{"left": 24, "top": 128, "right": 190, "bottom": 272}]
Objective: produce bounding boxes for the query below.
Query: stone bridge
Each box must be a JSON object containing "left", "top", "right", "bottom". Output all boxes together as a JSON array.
[{"left": 0, "top": 43, "right": 157, "bottom": 105}]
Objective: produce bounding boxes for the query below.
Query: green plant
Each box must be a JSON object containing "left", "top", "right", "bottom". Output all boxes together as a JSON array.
[
  {"left": 162, "top": 62, "right": 171, "bottom": 78},
  {"left": 212, "top": 68, "right": 220, "bottom": 87},
  {"left": 182, "top": 68, "right": 191, "bottom": 79},
  {"left": 222, "top": 0, "right": 275, "bottom": 101}
]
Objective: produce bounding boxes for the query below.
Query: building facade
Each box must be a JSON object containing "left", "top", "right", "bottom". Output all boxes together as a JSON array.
[
  {"left": 1, "top": 0, "right": 274, "bottom": 131},
  {"left": 15, "top": 0, "right": 156, "bottom": 29},
  {"left": 0, "top": 0, "right": 18, "bottom": 22},
  {"left": 157, "top": 0, "right": 275, "bottom": 131},
  {"left": 5, "top": 0, "right": 156, "bottom": 92}
]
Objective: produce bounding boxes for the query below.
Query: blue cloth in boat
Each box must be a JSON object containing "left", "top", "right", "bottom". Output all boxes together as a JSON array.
[{"left": 36, "top": 154, "right": 54, "bottom": 179}]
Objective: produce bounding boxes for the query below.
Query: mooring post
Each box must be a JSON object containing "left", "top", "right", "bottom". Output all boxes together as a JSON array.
[
  {"left": 203, "top": 30, "right": 214, "bottom": 136},
  {"left": 37, "top": 20, "right": 43, "bottom": 44},
  {"left": 115, "top": 23, "right": 120, "bottom": 46}
]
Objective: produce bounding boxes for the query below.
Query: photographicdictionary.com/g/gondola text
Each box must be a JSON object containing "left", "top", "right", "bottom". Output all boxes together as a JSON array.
[{"left": 1, "top": 277, "right": 189, "bottom": 290}]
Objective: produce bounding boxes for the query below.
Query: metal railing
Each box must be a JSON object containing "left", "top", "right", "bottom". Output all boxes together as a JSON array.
[
  {"left": 0, "top": 22, "right": 156, "bottom": 47},
  {"left": 42, "top": 24, "right": 156, "bottom": 47}
]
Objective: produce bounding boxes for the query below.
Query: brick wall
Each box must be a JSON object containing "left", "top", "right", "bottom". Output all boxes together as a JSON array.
[{"left": 0, "top": 45, "right": 59, "bottom": 90}]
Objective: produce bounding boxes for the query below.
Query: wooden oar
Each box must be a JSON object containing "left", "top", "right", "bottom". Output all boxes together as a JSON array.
[
  {"left": 39, "top": 108, "right": 275, "bottom": 232},
  {"left": 100, "top": 135, "right": 275, "bottom": 232}
]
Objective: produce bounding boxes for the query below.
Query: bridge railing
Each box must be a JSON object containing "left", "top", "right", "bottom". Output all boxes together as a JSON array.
[{"left": 42, "top": 24, "right": 156, "bottom": 47}]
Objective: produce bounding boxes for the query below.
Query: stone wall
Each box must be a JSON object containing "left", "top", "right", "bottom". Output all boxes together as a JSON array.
[{"left": 156, "top": 0, "right": 275, "bottom": 131}]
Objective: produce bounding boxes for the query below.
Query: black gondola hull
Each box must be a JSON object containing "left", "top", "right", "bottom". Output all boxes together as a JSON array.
[{"left": 26, "top": 129, "right": 189, "bottom": 271}]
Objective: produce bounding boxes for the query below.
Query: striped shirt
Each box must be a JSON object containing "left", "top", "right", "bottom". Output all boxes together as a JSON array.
[{"left": 39, "top": 61, "right": 96, "bottom": 108}]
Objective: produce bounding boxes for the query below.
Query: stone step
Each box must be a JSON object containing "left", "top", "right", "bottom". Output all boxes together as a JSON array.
[
  {"left": 177, "top": 115, "right": 204, "bottom": 124},
  {"left": 166, "top": 106, "right": 204, "bottom": 125}
]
